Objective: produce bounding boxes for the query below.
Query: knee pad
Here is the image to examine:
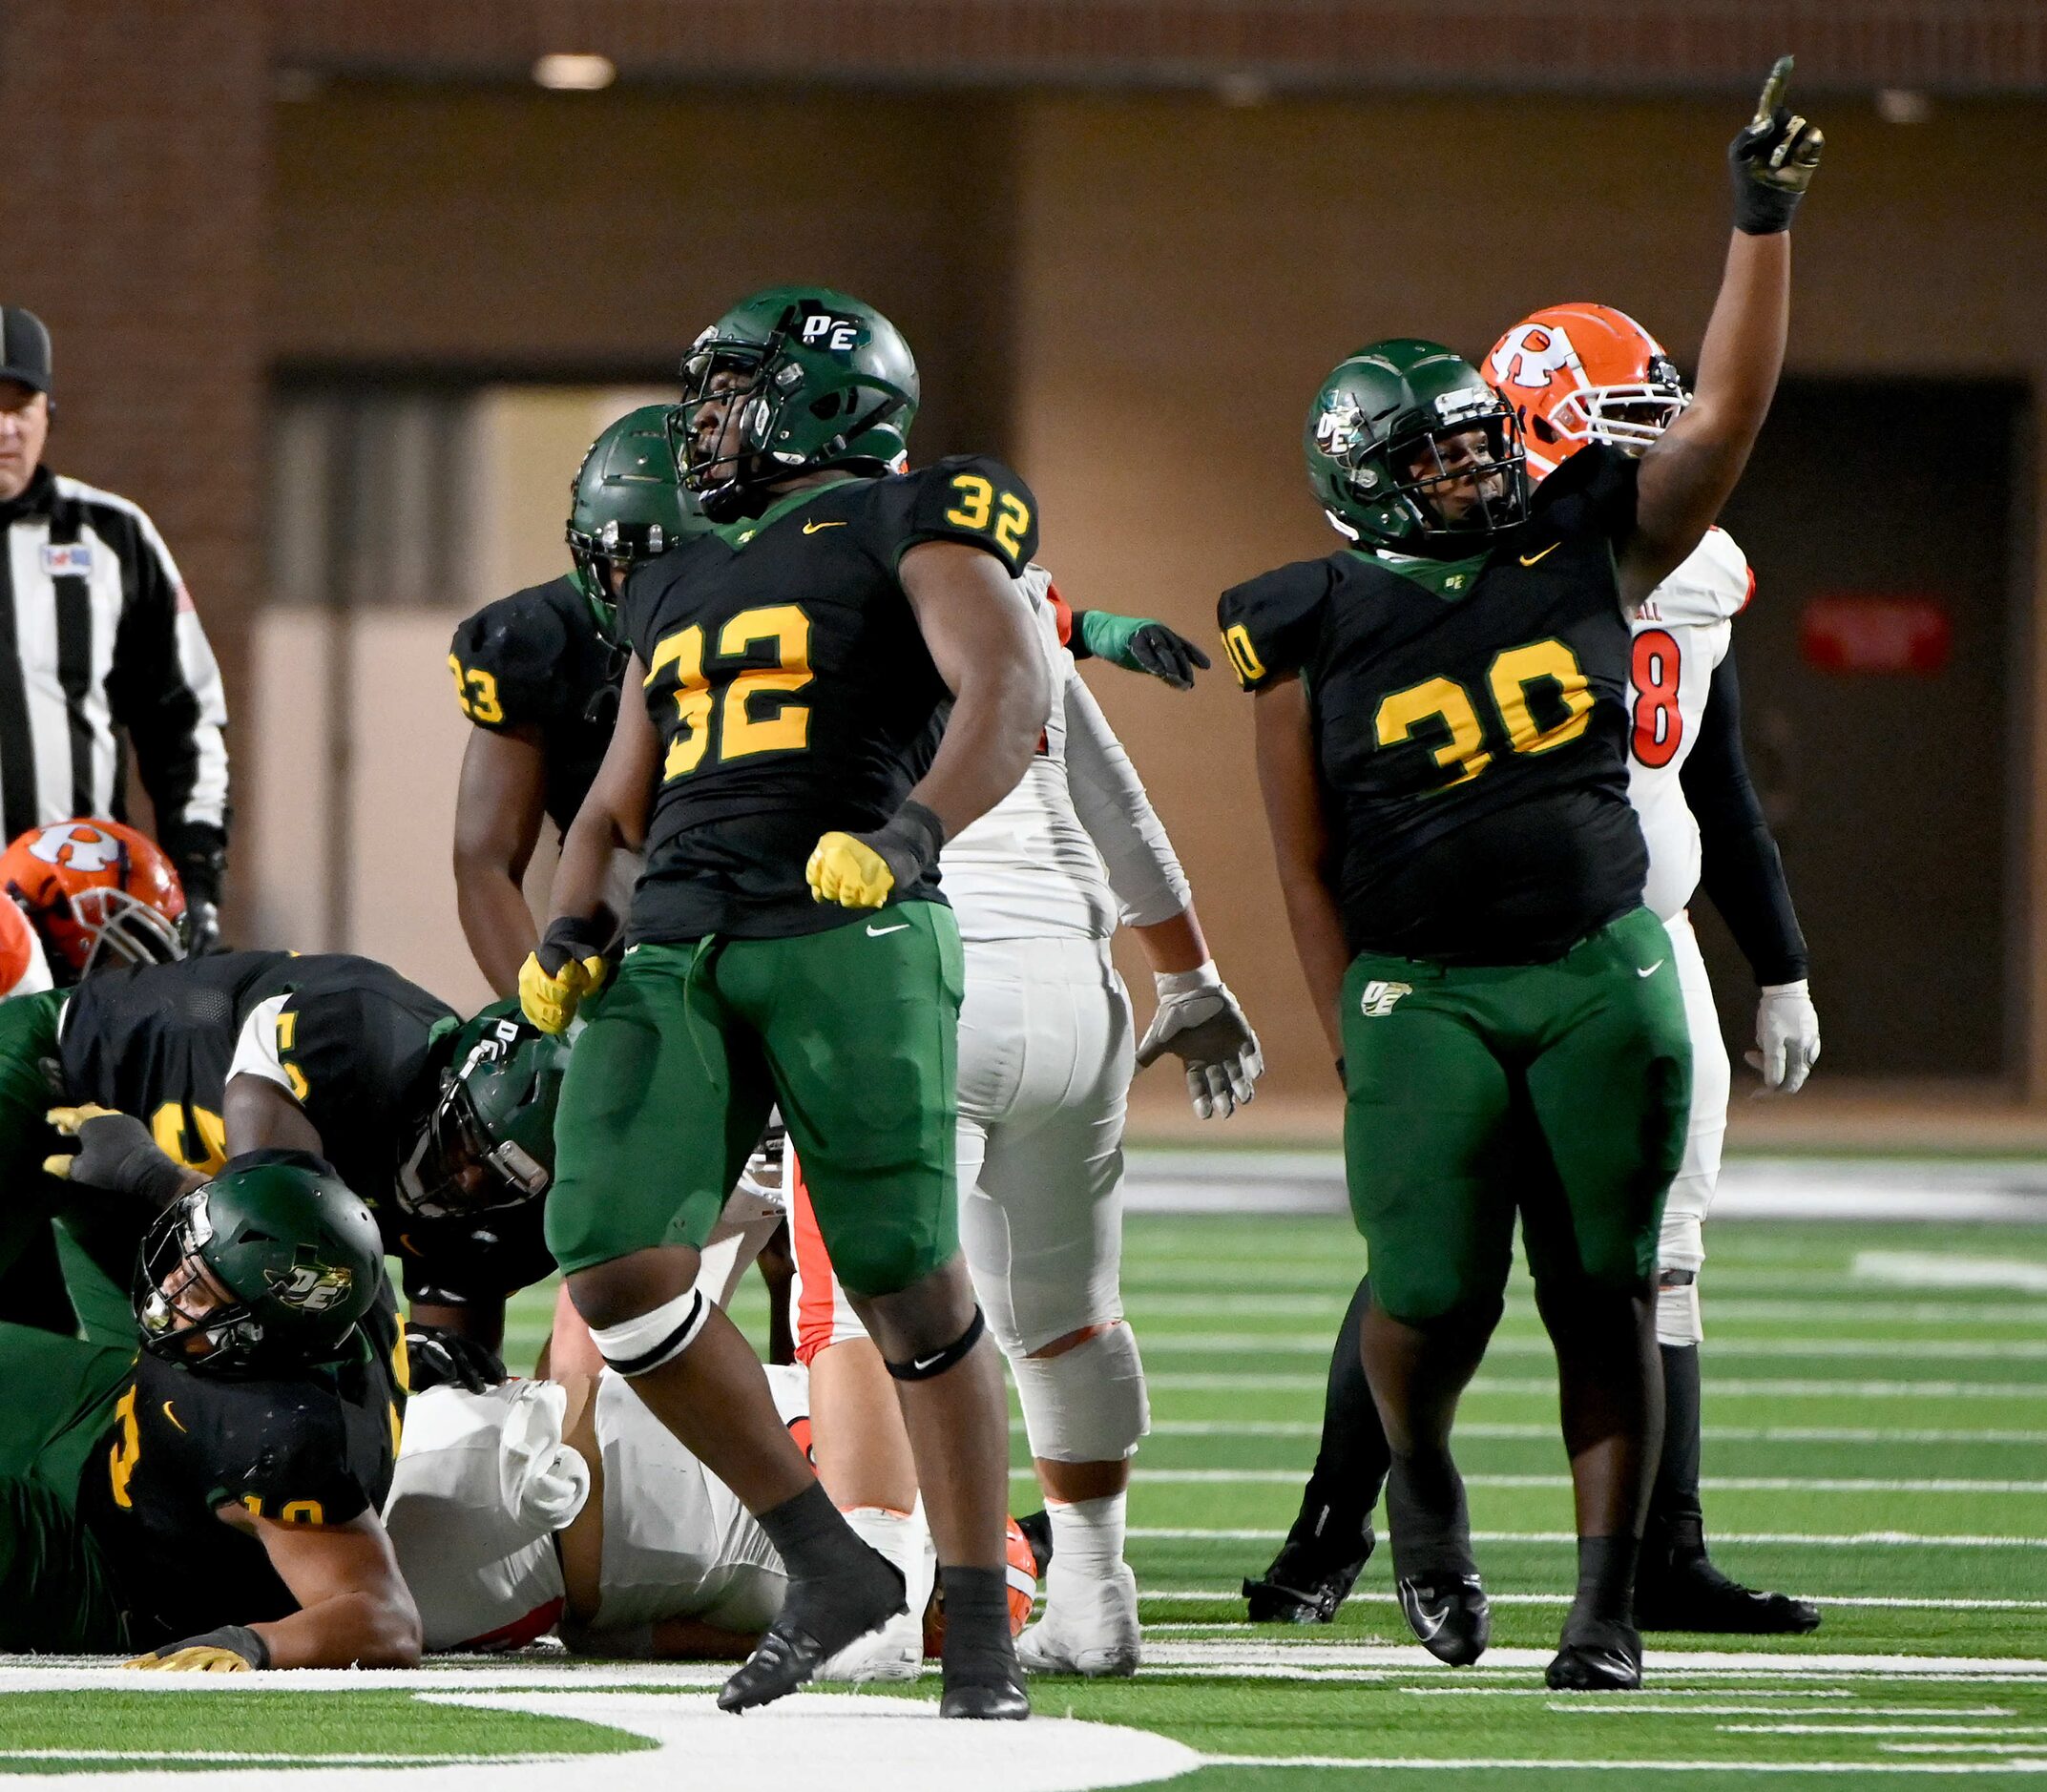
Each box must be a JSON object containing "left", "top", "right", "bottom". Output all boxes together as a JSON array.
[
  {"left": 588, "top": 1287, "right": 709, "bottom": 1377},
  {"left": 883, "top": 1306, "right": 986, "bottom": 1383},
  {"left": 1010, "top": 1323, "right": 1150, "bottom": 1464},
  {"left": 1657, "top": 1265, "right": 1702, "bottom": 1347}
]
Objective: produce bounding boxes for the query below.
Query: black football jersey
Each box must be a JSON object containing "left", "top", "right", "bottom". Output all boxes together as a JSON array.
[
  {"left": 1219, "top": 445, "right": 1649, "bottom": 964},
  {"left": 74, "top": 1291, "right": 407, "bottom": 1647},
  {"left": 622, "top": 456, "right": 1040, "bottom": 943},
  {"left": 57, "top": 953, "right": 554, "bottom": 1307},
  {"left": 449, "top": 575, "right": 623, "bottom": 833}
]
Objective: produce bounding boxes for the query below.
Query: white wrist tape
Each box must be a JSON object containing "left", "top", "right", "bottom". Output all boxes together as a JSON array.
[
  {"left": 1153, "top": 961, "right": 1222, "bottom": 1001},
  {"left": 1760, "top": 979, "right": 1808, "bottom": 997}
]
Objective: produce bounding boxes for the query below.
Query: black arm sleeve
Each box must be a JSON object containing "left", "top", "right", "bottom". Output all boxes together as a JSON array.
[{"left": 1680, "top": 644, "right": 1809, "bottom": 987}]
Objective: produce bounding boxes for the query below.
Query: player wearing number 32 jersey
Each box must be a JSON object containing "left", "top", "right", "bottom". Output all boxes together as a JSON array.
[{"left": 527, "top": 286, "right": 1049, "bottom": 1720}]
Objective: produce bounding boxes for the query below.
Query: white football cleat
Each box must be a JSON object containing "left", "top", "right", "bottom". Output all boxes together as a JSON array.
[{"left": 1017, "top": 1561, "right": 1140, "bottom": 1677}]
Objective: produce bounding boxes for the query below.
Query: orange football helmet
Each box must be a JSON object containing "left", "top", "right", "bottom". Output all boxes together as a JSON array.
[
  {"left": 0, "top": 891, "right": 52, "bottom": 997},
  {"left": 0, "top": 820, "right": 186, "bottom": 982},
  {"left": 923, "top": 1515, "right": 1039, "bottom": 1655},
  {"left": 1483, "top": 302, "right": 1689, "bottom": 482}
]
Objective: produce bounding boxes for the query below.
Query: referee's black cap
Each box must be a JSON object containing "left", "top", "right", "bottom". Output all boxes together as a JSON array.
[{"left": 0, "top": 308, "right": 52, "bottom": 396}]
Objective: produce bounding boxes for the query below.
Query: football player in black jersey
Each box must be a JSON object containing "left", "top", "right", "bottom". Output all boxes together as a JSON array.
[
  {"left": 0, "top": 1153, "right": 419, "bottom": 1668},
  {"left": 522, "top": 285, "right": 1050, "bottom": 1719},
  {"left": 0, "top": 949, "right": 563, "bottom": 1367},
  {"left": 1220, "top": 63, "right": 1822, "bottom": 1690},
  {"left": 449, "top": 406, "right": 703, "bottom": 999}
]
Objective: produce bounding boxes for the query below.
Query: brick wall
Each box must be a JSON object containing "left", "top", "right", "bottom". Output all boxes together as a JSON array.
[{"left": 0, "top": 0, "right": 268, "bottom": 916}]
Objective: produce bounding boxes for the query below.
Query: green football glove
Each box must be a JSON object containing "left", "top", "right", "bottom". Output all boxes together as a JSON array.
[{"left": 1075, "top": 609, "right": 1211, "bottom": 691}]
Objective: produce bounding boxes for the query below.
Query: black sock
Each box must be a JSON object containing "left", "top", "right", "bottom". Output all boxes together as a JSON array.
[
  {"left": 936, "top": 1566, "right": 1014, "bottom": 1670},
  {"left": 757, "top": 1481, "right": 858, "bottom": 1581},
  {"left": 1647, "top": 1343, "right": 1705, "bottom": 1563},
  {"left": 1385, "top": 1448, "right": 1473, "bottom": 1578},
  {"left": 1286, "top": 1273, "right": 1391, "bottom": 1557},
  {"left": 1575, "top": 1533, "right": 1640, "bottom": 1625}
]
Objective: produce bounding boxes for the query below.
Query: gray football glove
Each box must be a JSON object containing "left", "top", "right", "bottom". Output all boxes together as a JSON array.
[{"left": 1135, "top": 965, "right": 1263, "bottom": 1119}]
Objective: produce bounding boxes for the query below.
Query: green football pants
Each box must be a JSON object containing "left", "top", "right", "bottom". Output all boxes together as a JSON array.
[
  {"left": 548, "top": 900, "right": 965, "bottom": 1298},
  {"left": 0, "top": 1321, "right": 136, "bottom": 1651},
  {"left": 1341, "top": 906, "right": 1692, "bottom": 1325}
]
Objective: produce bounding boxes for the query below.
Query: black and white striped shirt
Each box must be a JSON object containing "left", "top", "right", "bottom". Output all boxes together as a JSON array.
[{"left": 0, "top": 465, "right": 229, "bottom": 900}]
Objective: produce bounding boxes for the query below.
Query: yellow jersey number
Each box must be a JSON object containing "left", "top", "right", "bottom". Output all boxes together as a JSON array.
[
  {"left": 943, "top": 474, "right": 1032, "bottom": 562},
  {"left": 151, "top": 1102, "right": 227, "bottom": 1177},
  {"left": 1374, "top": 637, "right": 1596, "bottom": 793},
  {"left": 646, "top": 605, "right": 814, "bottom": 783},
  {"left": 448, "top": 656, "right": 505, "bottom": 726}
]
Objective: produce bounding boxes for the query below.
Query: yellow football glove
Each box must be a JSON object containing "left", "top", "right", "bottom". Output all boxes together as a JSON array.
[
  {"left": 126, "top": 1624, "right": 267, "bottom": 1671},
  {"left": 42, "top": 1103, "right": 123, "bottom": 1177},
  {"left": 805, "top": 802, "right": 946, "bottom": 911},
  {"left": 518, "top": 918, "right": 612, "bottom": 1034}
]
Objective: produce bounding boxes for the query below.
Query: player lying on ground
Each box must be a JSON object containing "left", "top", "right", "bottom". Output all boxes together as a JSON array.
[
  {"left": 783, "top": 563, "right": 1259, "bottom": 1680},
  {"left": 523, "top": 285, "right": 1055, "bottom": 1719},
  {"left": 0, "top": 1154, "right": 419, "bottom": 1668},
  {"left": 385, "top": 1363, "right": 1038, "bottom": 1660},
  {"left": 1244, "top": 303, "right": 1823, "bottom": 1637},
  {"left": 0, "top": 948, "right": 564, "bottom": 1369},
  {"left": 1222, "top": 61, "right": 1822, "bottom": 1690}
]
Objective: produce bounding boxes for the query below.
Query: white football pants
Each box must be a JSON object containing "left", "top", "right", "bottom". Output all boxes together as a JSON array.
[{"left": 1658, "top": 908, "right": 1732, "bottom": 1344}]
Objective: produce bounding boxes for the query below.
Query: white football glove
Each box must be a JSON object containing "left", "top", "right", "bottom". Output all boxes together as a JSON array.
[
  {"left": 1135, "top": 963, "right": 1263, "bottom": 1119},
  {"left": 1746, "top": 980, "right": 1820, "bottom": 1095}
]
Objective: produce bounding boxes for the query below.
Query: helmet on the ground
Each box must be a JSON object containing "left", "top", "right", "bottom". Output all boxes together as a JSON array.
[
  {"left": 670, "top": 286, "right": 918, "bottom": 520},
  {"left": 565, "top": 404, "right": 705, "bottom": 641},
  {"left": 1485, "top": 302, "right": 1689, "bottom": 482},
  {"left": 1305, "top": 338, "right": 1529, "bottom": 554},
  {"left": 398, "top": 999, "right": 570, "bottom": 1220},
  {"left": 136, "top": 1157, "right": 383, "bottom": 1374},
  {"left": 923, "top": 1516, "right": 1038, "bottom": 1655},
  {"left": 0, "top": 819, "right": 186, "bottom": 983}
]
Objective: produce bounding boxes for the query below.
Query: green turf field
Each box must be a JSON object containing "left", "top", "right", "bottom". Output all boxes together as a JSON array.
[{"left": 6, "top": 1206, "right": 2046, "bottom": 1787}]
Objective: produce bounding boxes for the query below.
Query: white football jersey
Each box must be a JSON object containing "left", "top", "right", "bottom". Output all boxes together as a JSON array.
[
  {"left": 939, "top": 566, "right": 1119, "bottom": 944},
  {"left": 1627, "top": 526, "right": 1753, "bottom": 921}
]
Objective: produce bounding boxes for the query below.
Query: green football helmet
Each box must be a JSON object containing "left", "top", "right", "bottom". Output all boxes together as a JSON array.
[
  {"left": 398, "top": 999, "right": 570, "bottom": 1221},
  {"left": 1305, "top": 338, "right": 1529, "bottom": 554},
  {"left": 136, "top": 1156, "right": 383, "bottom": 1374},
  {"left": 565, "top": 404, "right": 704, "bottom": 642},
  {"left": 671, "top": 285, "right": 919, "bottom": 521}
]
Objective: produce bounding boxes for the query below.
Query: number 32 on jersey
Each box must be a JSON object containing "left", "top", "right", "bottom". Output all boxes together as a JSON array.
[{"left": 646, "top": 605, "right": 814, "bottom": 781}]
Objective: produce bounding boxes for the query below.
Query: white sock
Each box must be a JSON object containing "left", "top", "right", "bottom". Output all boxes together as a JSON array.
[
  {"left": 1045, "top": 1490, "right": 1127, "bottom": 1581},
  {"left": 840, "top": 1503, "right": 933, "bottom": 1615}
]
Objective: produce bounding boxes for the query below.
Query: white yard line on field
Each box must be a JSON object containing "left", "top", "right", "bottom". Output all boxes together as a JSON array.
[
  {"left": 1196, "top": 1754, "right": 2047, "bottom": 1774},
  {"left": 1129, "top": 1526, "right": 2047, "bottom": 1547},
  {"left": 1723, "top": 1724, "right": 2047, "bottom": 1736},
  {"left": 1137, "top": 1334, "right": 2047, "bottom": 1360},
  {"left": 1146, "top": 1375, "right": 2047, "bottom": 1398},
  {"left": 1137, "top": 1592, "right": 2047, "bottom": 1612},
  {"left": 1076, "top": 1469, "right": 2047, "bottom": 1491},
  {"left": 1137, "top": 1421, "right": 2047, "bottom": 1444},
  {"left": 1855, "top": 1253, "right": 2047, "bottom": 1294}
]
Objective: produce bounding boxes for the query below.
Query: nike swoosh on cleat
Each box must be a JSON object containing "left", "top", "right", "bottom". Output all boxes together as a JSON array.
[
  {"left": 1638, "top": 960, "right": 1665, "bottom": 977},
  {"left": 803, "top": 520, "right": 848, "bottom": 533},
  {"left": 867, "top": 923, "right": 909, "bottom": 936},
  {"left": 1519, "top": 542, "right": 1559, "bottom": 567},
  {"left": 1409, "top": 1605, "right": 1449, "bottom": 1639}
]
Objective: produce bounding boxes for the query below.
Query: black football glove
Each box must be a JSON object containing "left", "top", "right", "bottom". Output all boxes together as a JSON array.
[
  {"left": 183, "top": 898, "right": 223, "bottom": 956},
  {"left": 1728, "top": 56, "right": 1824, "bottom": 235},
  {"left": 127, "top": 1623, "right": 270, "bottom": 1672},
  {"left": 404, "top": 1322, "right": 508, "bottom": 1394},
  {"left": 1076, "top": 609, "right": 1212, "bottom": 691},
  {"left": 44, "top": 1105, "right": 191, "bottom": 1207}
]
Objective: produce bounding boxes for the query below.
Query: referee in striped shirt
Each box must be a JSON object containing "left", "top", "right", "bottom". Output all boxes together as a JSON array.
[{"left": 0, "top": 306, "right": 229, "bottom": 946}]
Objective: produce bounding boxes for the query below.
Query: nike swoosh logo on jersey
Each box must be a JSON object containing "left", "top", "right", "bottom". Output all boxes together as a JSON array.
[
  {"left": 1519, "top": 542, "right": 1559, "bottom": 567},
  {"left": 162, "top": 1400, "right": 186, "bottom": 1432},
  {"left": 867, "top": 922, "right": 909, "bottom": 936},
  {"left": 803, "top": 520, "right": 848, "bottom": 534},
  {"left": 1639, "top": 960, "right": 1665, "bottom": 977}
]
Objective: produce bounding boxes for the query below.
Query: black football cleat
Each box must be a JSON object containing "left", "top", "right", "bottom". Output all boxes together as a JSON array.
[
  {"left": 1243, "top": 1522, "right": 1375, "bottom": 1625},
  {"left": 718, "top": 1548, "right": 906, "bottom": 1713},
  {"left": 1545, "top": 1615, "right": 1643, "bottom": 1692},
  {"left": 1395, "top": 1571, "right": 1491, "bottom": 1666},
  {"left": 1636, "top": 1554, "right": 1820, "bottom": 1635},
  {"left": 939, "top": 1667, "right": 1032, "bottom": 1719}
]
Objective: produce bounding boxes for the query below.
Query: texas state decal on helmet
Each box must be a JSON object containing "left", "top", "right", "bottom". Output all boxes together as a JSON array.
[
  {"left": 1484, "top": 302, "right": 1690, "bottom": 481},
  {"left": 0, "top": 819, "right": 186, "bottom": 982}
]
